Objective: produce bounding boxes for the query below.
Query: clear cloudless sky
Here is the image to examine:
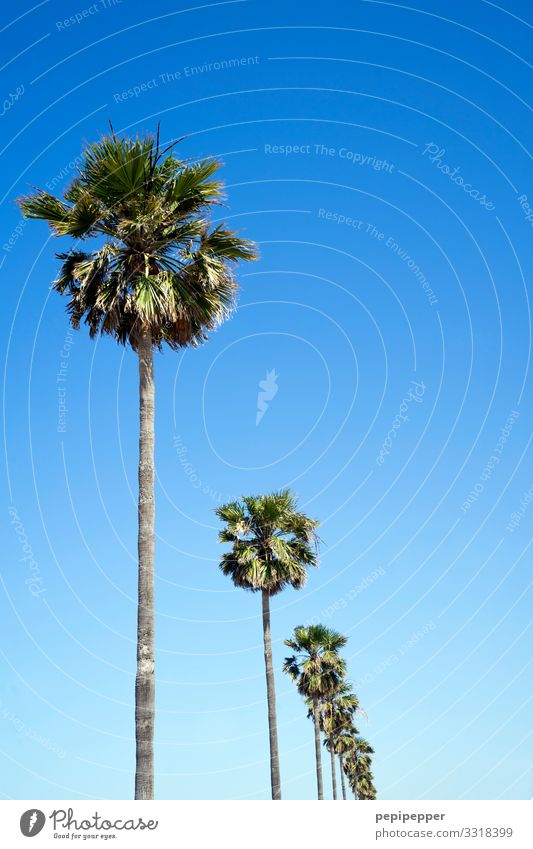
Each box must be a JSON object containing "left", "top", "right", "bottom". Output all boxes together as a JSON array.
[{"left": 1, "top": 0, "right": 532, "bottom": 801}]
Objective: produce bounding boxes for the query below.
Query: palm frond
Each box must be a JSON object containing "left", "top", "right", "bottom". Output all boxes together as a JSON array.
[
  {"left": 215, "top": 491, "right": 319, "bottom": 595},
  {"left": 18, "top": 129, "right": 256, "bottom": 350}
]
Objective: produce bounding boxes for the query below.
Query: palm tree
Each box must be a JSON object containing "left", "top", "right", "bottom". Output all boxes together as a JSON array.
[
  {"left": 334, "top": 727, "right": 358, "bottom": 800},
  {"left": 357, "top": 773, "right": 377, "bottom": 800},
  {"left": 19, "top": 129, "right": 256, "bottom": 799},
  {"left": 321, "top": 682, "right": 360, "bottom": 799},
  {"left": 284, "top": 624, "right": 347, "bottom": 799},
  {"left": 215, "top": 490, "right": 319, "bottom": 800},
  {"left": 351, "top": 761, "right": 377, "bottom": 800},
  {"left": 343, "top": 736, "right": 376, "bottom": 799},
  {"left": 307, "top": 683, "right": 359, "bottom": 799}
]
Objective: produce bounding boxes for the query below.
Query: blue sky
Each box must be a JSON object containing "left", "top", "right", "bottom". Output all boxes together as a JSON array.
[{"left": 1, "top": 0, "right": 532, "bottom": 800}]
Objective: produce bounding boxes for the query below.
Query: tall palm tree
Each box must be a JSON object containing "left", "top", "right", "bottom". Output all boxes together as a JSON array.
[
  {"left": 284, "top": 624, "right": 347, "bottom": 799},
  {"left": 18, "top": 129, "right": 256, "bottom": 799},
  {"left": 321, "top": 682, "right": 360, "bottom": 799},
  {"left": 215, "top": 490, "right": 319, "bottom": 800}
]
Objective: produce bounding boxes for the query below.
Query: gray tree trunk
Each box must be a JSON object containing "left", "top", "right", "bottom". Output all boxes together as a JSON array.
[
  {"left": 135, "top": 331, "right": 155, "bottom": 800},
  {"left": 340, "top": 755, "right": 347, "bottom": 800},
  {"left": 313, "top": 699, "right": 324, "bottom": 800},
  {"left": 330, "top": 741, "right": 338, "bottom": 799},
  {"left": 262, "top": 589, "right": 281, "bottom": 799}
]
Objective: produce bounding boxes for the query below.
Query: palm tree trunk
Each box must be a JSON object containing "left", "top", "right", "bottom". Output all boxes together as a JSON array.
[
  {"left": 313, "top": 698, "right": 324, "bottom": 799},
  {"left": 330, "top": 741, "right": 338, "bottom": 799},
  {"left": 262, "top": 589, "right": 281, "bottom": 799},
  {"left": 340, "top": 755, "right": 347, "bottom": 800},
  {"left": 135, "top": 331, "right": 155, "bottom": 800}
]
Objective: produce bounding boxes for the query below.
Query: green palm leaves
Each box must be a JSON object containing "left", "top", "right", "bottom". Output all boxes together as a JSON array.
[
  {"left": 21, "top": 126, "right": 378, "bottom": 802},
  {"left": 215, "top": 490, "right": 319, "bottom": 595},
  {"left": 322, "top": 681, "right": 360, "bottom": 746},
  {"left": 343, "top": 738, "right": 377, "bottom": 800},
  {"left": 20, "top": 128, "right": 257, "bottom": 800},
  {"left": 18, "top": 130, "right": 256, "bottom": 351},
  {"left": 216, "top": 489, "right": 320, "bottom": 800},
  {"left": 284, "top": 625, "right": 376, "bottom": 800},
  {"left": 216, "top": 488, "right": 378, "bottom": 801},
  {"left": 284, "top": 624, "right": 347, "bottom": 698},
  {"left": 284, "top": 625, "right": 347, "bottom": 799}
]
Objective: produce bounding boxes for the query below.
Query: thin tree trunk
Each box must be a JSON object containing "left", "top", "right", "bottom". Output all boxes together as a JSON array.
[
  {"left": 262, "top": 589, "right": 281, "bottom": 799},
  {"left": 135, "top": 331, "right": 155, "bottom": 800},
  {"left": 340, "top": 755, "right": 347, "bottom": 800},
  {"left": 330, "top": 741, "right": 338, "bottom": 799},
  {"left": 313, "top": 698, "right": 324, "bottom": 800}
]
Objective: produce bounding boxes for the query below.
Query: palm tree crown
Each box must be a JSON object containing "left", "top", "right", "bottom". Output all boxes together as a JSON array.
[
  {"left": 344, "top": 736, "right": 377, "bottom": 800},
  {"left": 215, "top": 489, "right": 319, "bottom": 595},
  {"left": 284, "top": 624, "right": 347, "bottom": 698},
  {"left": 308, "top": 682, "right": 359, "bottom": 742},
  {"left": 335, "top": 728, "right": 359, "bottom": 758},
  {"left": 18, "top": 129, "right": 256, "bottom": 350},
  {"left": 322, "top": 682, "right": 360, "bottom": 735}
]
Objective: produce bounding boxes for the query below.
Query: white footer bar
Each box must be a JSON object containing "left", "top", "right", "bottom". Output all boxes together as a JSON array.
[{"left": 2, "top": 800, "right": 531, "bottom": 848}]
